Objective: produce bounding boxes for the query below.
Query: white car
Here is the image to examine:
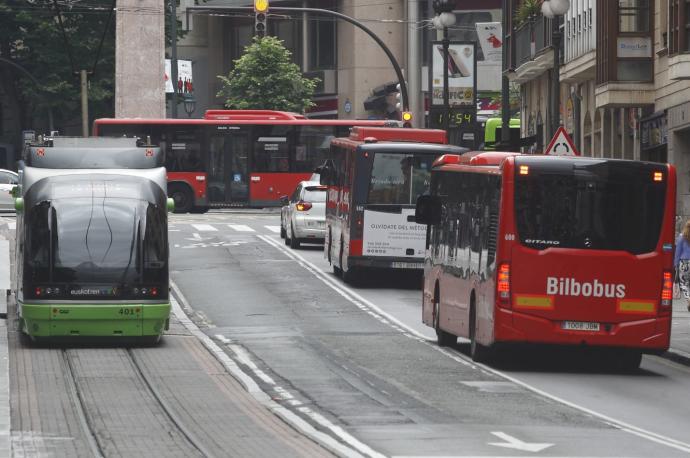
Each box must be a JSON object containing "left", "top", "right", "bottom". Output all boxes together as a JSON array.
[
  {"left": 280, "top": 181, "right": 327, "bottom": 249},
  {"left": 0, "top": 169, "right": 18, "bottom": 212}
]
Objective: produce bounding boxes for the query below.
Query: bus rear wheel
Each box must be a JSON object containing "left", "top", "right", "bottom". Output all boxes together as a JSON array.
[
  {"left": 470, "top": 302, "right": 491, "bottom": 363},
  {"left": 169, "top": 184, "right": 194, "bottom": 213},
  {"left": 613, "top": 350, "right": 642, "bottom": 372},
  {"left": 434, "top": 289, "right": 455, "bottom": 347}
]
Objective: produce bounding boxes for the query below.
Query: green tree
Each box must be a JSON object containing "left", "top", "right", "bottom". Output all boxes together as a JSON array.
[
  {"left": 217, "top": 36, "right": 318, "bottom": 113},
  {"left": 0, "top": 0, "right": 117, "bottom": 135}
]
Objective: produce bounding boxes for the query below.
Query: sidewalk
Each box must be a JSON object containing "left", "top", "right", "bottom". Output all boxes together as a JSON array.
[
  {"left": 669, "top": 298, "right": 690, "bottom": 364},
  {"left": 0, "top": 215, "right": 12, "bottom": 457}
]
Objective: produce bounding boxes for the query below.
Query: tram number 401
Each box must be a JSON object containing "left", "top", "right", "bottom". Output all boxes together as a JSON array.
[{"left": 118, "top": 307, "right": 139, "bottom": 316}]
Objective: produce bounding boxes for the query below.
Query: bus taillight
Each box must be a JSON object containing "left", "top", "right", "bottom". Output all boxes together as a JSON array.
[
  {"left": 497, "top": 263, "right": 511, "bottom": 305},
  {"left": 661, "top": 270, "right": 673, "bottom": 312}
]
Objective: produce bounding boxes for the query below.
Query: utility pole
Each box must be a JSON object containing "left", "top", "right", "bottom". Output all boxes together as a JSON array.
[
  {"left": 80, "top": 70, "right": 89, "bottom": 136},
  {"left": 171, "top": 0, "right": 178, "bottom": 118},
  {"left": 500, "top": 0, "right": 511, "bottom": 147}
]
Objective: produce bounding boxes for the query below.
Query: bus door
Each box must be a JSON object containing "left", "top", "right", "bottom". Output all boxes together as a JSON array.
[{"left": 208, "top": 127, "right": 249, "bottom": 204}]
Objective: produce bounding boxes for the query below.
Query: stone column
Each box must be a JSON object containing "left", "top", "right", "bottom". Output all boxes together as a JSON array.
[{"left": 115, "top": 0, "right": 166, "bottom": 118}]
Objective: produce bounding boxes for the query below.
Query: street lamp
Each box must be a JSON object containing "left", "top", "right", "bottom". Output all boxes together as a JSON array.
[
  {"left": 432, "top": 0, "right": 456, "bottom": 133},
  {"left": 183, "top": 94, "right": 196, "bottom": 118},
  {"left": 541, "top": 0, "right": 570, "bottom": 138}
]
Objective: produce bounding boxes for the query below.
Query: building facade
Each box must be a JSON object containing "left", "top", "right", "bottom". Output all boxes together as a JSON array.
[
  {"left": 174, "top": 0, "right": 502, "bottom": 123},
  {"left": 506, "top": 0, "right": 690, "bottom": 222}
]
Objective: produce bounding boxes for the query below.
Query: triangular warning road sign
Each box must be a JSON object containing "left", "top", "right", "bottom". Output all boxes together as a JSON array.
[{"left": 544, "top": 126, "right": 579, "bottom": 156}]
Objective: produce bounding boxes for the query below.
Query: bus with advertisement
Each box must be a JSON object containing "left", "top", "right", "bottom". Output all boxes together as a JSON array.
[
  {"left": 319, "top": 126, "right": 467, "bottom": 284},
  {"left": 93, "top": 110, "right": 399, "bottom": 212},
  {"left": 415, "top": 152, "right": 676, "bottom": 369}
]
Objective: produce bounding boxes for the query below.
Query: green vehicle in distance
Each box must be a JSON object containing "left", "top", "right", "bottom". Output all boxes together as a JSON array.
[
  {"left": 482, "top": 118, "right": 520, "bottom": 151},
  {"left": 14, "top": 137, "right": 173, "bottom": 344}
]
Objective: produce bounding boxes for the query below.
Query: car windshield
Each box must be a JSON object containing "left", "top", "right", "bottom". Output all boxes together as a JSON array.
[{"left": 303, "top": 186, "right": 326, "bottom": 202}]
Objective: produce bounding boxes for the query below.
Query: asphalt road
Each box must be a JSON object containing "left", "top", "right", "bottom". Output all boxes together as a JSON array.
[{"left": 169, "top": 210, "right": 690, "bottom": 457}]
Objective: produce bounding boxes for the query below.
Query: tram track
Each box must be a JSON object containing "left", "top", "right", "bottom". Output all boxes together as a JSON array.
[{"left": 60, "top": 346, "right": 210, "bottom": 458}]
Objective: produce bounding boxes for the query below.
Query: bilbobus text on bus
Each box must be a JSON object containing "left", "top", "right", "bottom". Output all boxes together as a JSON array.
[
  {"left": 93, "top": 110, "right": 400, "bottom": 212},
  {"left": 320, "top": 126, "right": 468, "bottom": 284},
  {"left": 415, "top": 152, "right": 676, "bottom": 369},
  {"left": 14, "top": 137, "right": 172, "bottom": 344}
]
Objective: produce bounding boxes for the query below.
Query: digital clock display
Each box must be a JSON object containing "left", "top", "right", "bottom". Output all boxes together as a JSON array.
[{"left": 428, "top": 108, "right": 475, "bottom": 129}]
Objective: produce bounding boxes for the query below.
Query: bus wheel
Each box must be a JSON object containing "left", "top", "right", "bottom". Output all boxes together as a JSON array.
[
  {"left": 138, "top": 335, "right": 162, "bottom": 347},
  {"left": 290, "top": 225, "right": 301, "bottom": 249},
  {"left": 434, "top": 288, "right": 456, "bottom": 347},
  {"left": 470, "top": 301, "right": 491, "bottom": 363},
  {"left": 169, "top": 184, "right": 193, "bottom": 213},
  {"left": 342, "top": 266, "right": 360, "bottom": 285}
]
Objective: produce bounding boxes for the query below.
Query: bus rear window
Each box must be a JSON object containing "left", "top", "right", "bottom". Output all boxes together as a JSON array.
[
  {"left": 368, "top": 153, "right": 433, "bottom": 205},
  {"left": 514, "top": 161, "right": 667, "bottom": 254}
]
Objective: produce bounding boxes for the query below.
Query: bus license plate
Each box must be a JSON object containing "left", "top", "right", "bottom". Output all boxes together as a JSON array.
[
  {"left": 562, "top": 321, "right": 600, "bottom": 332},
  {"left": 391, "top": 262, "right": 424, "bottom": 269}
]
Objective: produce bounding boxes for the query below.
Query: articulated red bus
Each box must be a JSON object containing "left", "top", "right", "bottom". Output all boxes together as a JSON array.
[
  {"left": 416, "top": 152, "right": 676, "bottom": 369},
  {"left": 93, "top": 110, "right": 399, "bottom": 212},
  {"left": 320, "top": 126, "right": 467, "bottom": 283}
]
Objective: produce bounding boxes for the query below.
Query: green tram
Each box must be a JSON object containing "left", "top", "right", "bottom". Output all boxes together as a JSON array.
[{"left": 14, "top": 137, "right": 172, "bottom": 343}]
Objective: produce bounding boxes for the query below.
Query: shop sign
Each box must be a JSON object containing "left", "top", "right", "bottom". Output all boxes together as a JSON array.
[{"left": 617, "top": 37, "right": 652, "bottom": 58}]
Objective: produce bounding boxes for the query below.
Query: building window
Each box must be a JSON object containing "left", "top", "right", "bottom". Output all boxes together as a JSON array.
[
  {"left": 309, "top": 16, "right": 335, "bottom": 69},
  {"left": 669, "top": 0, "right": 690, "bottom": 53},
  {"left": 618, "top": 0, "right": 649, "bottom": 33}
]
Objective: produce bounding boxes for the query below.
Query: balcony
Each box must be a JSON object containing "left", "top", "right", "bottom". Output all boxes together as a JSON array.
[
  {"left": 510, "top": 16, "right": 557, "bottom": 84},
  {"left": 669, "top": 53, "right": 690, "bottom": 80}
]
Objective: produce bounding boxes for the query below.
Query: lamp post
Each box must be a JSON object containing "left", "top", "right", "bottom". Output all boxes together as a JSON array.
[
  {"left": 183, "top": 94, "right": 196, "bottom": 118},
  {"left": 542, "top": 0, "right": 570, "bottom": 139},
  {"left": 432, "top": 1, "right": 456, "bottom": 133}
]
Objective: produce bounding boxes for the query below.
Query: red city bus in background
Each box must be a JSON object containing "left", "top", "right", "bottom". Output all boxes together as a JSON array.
[
  {"left": 416, "top": 152, "right": 676, "bottom": 369},
  {"left": 319, "top": 126, "right": 467, "bottom": 284},
  {"left": 93, "top": 110, "right": 399, "bottom": 212}
]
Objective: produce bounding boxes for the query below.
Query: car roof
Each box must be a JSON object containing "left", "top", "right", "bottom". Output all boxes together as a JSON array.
[
  {"left": 299, "top": 181, "right": 324, "bottom": 188},
  {"left": 0, "top": 169, "right": 18, "bottom": 176}
]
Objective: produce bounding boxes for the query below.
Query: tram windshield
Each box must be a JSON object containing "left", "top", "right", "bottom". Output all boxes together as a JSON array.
[{"left": 23, "top": 176, "right": 168, "bottom": 299}]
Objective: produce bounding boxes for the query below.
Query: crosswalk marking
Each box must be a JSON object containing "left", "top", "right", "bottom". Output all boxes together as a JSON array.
[
  {"left": 191, "top": 224, "right": 218, "bottom": 232},
  {"left": 264, "top": 225, "right": 281, "bottom": 234},
  {"left": 228, "top": 224, "right": 255, "bottom": 232}
]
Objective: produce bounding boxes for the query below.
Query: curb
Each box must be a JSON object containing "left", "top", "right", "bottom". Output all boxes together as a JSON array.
[{"left": 662, "top": 348, "right": 690, "bottom": 367}]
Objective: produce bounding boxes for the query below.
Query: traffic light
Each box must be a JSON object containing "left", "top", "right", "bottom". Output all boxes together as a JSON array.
[
  {"left": 254, "top": 0, "right": 268, "bottom": 37},
  {"left": 402, "top": 111, "right": 413, "bottom": 128},
  {"left": 394, "top": 83, "right": 402, "bottom": 113},
  {"left": 432, "top": 0, "right": 454, "bottom": 14}
]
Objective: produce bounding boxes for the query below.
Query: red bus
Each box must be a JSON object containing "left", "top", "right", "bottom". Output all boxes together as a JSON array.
[
  {"left": 93, "top": 110, "right": 399, "bottom": 212},
  {"left": 319, "top": 126, "right": 467, "bottom": 284},
  {"left": 415, "top": 152, "right": 676, "bottom": 369}
]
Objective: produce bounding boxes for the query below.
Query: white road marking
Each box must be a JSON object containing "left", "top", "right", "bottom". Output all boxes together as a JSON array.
[
  {"left": 170, "top": 281, "right": 380, "bottom": 458},
  {"left": 228, "top": 224, "right": 255, "bottom": 232},
  {"left": 488, "top": 432, "right": 553, "bottom": 453},
  {"left": 256, "top": 234, "right": 690, "bottom": 455},
  {"left": 264, "top": 225, "right": 281, "bottom": 234},
  {"left": 191, "top": 224, "right": 218, "bottom": 232}
]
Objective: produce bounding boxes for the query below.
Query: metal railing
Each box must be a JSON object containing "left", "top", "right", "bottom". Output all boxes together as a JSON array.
[{"left": 513, "top": 16, "right": 554, "bottom": 69}]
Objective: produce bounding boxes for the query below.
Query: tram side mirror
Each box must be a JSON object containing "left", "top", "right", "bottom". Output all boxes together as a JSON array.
[
  {"left": 415, "top": 194, "right": 440, "bottom": 225},
  {"left": 167, "top": 197, "right": 175, "bottom": 213},
  {"left": 10, "top": 186, "right": 18, "bottom": 198},
  {"left": 319, "top": 167, "right": 336, "bottom": 186},
  {"left": 14, "top": 197, "right": 24, "bottom": 213},
  {"left": 279, "top": 195, "right": 289, "bottom": 206}
]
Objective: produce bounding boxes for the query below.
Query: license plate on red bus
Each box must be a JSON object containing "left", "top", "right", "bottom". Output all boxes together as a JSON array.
[{"left": 562, "top": 321, "right": 600, "bottom": 332}]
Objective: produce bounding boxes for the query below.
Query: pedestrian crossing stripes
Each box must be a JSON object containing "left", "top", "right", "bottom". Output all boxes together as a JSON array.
[
  {"left": 264, "top": 226, "right": 281, "bottom": 234},
  {"left": 191, "top": 224, "right": 218, "bottom": 232},
  {"left": 227, "top": 224, "right": 255, "bottom": 232}
]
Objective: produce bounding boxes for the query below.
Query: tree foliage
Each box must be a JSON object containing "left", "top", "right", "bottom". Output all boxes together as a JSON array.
[
  {"left": 0, "top": 0, "right": 117, "bottom": 134},
  {"left": 217, "top": 36, "right": 318, "bottom": 113}
]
